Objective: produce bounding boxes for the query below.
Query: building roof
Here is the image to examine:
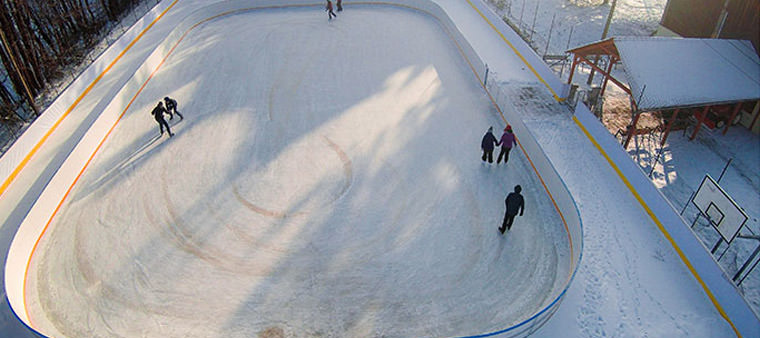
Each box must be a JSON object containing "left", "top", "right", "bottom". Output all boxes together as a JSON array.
[{"left": 613, "top": 37, "right": 760, "bottom": 111}]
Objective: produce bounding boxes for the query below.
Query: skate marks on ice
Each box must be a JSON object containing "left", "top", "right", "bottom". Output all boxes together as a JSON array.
[
  {"left": 24, "top": 8, "right": 575, "bottom": 337},
  {"left": 230, "top": 136, "right": 352, "bottom": 219}
]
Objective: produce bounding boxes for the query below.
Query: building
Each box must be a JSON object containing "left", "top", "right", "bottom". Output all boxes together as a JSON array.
[{"left": 657, "top": 0, "right": 760, "bottom": 56}]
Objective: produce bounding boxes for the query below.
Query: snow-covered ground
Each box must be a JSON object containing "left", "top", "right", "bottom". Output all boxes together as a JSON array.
[
  {"left": 486, "top": 0, "right": 668, "bottom": 58},
  {"left": 626, "top": 126, "right": 760, "bottom": 315},
  {"left": 1, "top": 0, "right": 755, "bottom": 337}
]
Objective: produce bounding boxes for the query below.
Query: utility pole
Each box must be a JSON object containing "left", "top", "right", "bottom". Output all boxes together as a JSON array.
[
  {"left": 712, "top": 0, "right": 732, "bottom": 38},
  {"left": 586, "top": 0, "right": 618, "bottom": 85}
]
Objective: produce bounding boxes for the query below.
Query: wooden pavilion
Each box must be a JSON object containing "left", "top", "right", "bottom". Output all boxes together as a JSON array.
[{"left": 566, "top": 37, "right": 760, "bottom": 148}]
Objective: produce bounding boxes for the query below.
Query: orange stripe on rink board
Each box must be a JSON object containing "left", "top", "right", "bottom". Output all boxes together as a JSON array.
[
  {"left": 0, "top": 0, "right": 180, "bottom": 199},
  {"left": 22, "top": 0, "right": 183, "bottom": 327}
]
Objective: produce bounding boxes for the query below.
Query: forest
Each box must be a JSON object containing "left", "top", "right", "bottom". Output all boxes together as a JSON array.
[{"left": 0, "top": 0, "right": 151, "bottom": 153}]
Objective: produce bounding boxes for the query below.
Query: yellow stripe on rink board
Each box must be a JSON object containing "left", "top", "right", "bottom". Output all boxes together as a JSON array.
[
  {"left": 572, "top": 115, "right": 741, "bottom": 337},
  {"left": 465, "top": 0, "right": 564, "bottom": 102},
  {"left": 0, "top": 0, "right": 180, "bottom": 199}
]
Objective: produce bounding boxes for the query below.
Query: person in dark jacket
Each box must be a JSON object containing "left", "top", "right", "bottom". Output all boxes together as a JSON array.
[
  {"left": 499, "top": 185, "right": 524, "bottom": 234},
  {"left": 326, "top": 0, "right": 337, "bottom": 20},
  {"left": 164, "top": 96, "right": 183, "bottom": 120},
  {"left": 481, "top": 126, "right": 498, "bottom": 163},
  {"left": 151, "top": 101, "right": 173, "bottom": 137},
  {"left": 337, "top": 0, "right": 343, "bottom": 11},
  {"left": 497, "top": 124, "right": 517, "bottom": 164}
]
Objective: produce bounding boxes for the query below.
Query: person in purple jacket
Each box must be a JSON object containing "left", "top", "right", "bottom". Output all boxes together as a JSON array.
[
  {"left": 497, "top": 124, "right": 517, "bottom": 164},
  {"left": 481, "top": 126, "right": 498, "bottom": 163}
]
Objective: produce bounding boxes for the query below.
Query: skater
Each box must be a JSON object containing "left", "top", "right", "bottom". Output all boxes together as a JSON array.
[
  {"left": 326, "top": 0, "right": 337, "bottom": 20},
  {"left": 481, "top": 126, "right": 498, "bottom": 163},
  {"left": 151, "top": 101, "right": 173, "bottom": 137},
  {"left": 337, "top": 0, "right": 343, "bottom": 11},
  {"left": 497, "top": 125, "right": 516, "bottom": 164},
  {"left": 499, "top": 185, "right": 524, "bottom": 234},
  {"left": 164, "top": 96, "right": 183, "bottom": 120}
]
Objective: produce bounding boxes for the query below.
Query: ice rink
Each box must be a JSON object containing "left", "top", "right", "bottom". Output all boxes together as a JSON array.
[{"left": 24, "top": 7, "right": 571, "bottom": 337}]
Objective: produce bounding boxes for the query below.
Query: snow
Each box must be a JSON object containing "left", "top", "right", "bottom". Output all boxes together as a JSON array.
[
  {"left": 487, "top": 0, "right": 669, "bottom": 58},
  {"left": 626, "top": 124, "right": 760, "bottom": 315},
  {"left": 1, "top": 0, "right": 757, "bottom": 337}
]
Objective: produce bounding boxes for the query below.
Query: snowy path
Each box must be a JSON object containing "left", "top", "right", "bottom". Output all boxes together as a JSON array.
[{"left": 24, "top": 7, "right": 569, "bottom": 337}]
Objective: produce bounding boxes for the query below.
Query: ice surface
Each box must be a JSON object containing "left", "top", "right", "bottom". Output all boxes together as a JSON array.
[{"left": 25, "top": 7, "right": 569, "bottom": 337}]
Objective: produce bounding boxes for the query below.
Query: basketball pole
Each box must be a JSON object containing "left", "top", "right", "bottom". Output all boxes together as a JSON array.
[
  {"left": 717, "top": 158, "right": 732, "bottom": 183},
  {"left": 734, "top": 235, "right": 760, "bottom": 285},
  {"left": 711, "top": 237, "right": 723, "bottom": 254}
]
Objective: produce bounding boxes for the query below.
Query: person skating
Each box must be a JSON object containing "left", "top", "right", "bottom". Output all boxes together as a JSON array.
[
  {"left": 497, "top": 125, "right": 516, "bottom": 164},
  {"left": 499, "top": 185, "right": 524, "bottom": 234},
  {"left": 481, "top": 126, "right": 498, "bottom": 163},
  {"left": 326, "top": 0, "right": 337, "bottom": 20},
  {"left": 164, "top": 96, "right": 183, "bottom": 121},
  {"left": 151, "top": 101, "right": 173, "bottom": 137},
  {"left": 337, "top": 0, "right": 343, "bottom": 11}
]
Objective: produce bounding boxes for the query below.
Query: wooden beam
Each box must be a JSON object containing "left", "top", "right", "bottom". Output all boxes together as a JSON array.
[
  {"left": 600, "top": 56, "right": 617, "bottom": 97},
  {"left": 751, "top": 100, "right": 760, "bottom": 130},
  {"left": 690, "top": 106, "right": 710, "bottom": 140},
  {"left": 567, "top": 38, "right": 615, "bottom": 56},
  {"left": 578, "top": 55, "right": 631, "bottom": 95},
  {"left": 598, "top": 44, "right": 619, "bottom": 58},
  {"left": 661, "top": 108, "right": 680, "bottom": 146},
  {"left": 723, "top": 102, "right": 742, "bottom": 135},
  {"left": 624, "top": 113, "right": 642, "bottom": 148},
  {"left": 567, "top": 55, "right": 579, "bottom": 85}
]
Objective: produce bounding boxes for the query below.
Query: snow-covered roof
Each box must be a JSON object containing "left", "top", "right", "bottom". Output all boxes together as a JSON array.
[{"left": 614, "top": 37, "right": 760, "bottom": 111}]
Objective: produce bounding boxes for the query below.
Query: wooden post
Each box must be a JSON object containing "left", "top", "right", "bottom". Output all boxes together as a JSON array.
[
  {"left": 661, "top": 108, "right": 680, "bottom": 146},
  {"left": 600, "top": 56, "right": 616, "bottom": 97},
  {"left": 723, "top": 102, "right": 742, "bottom": 135},
  {"left": 567, "top": 55, "right": 579, "bottom": 85},
  {"left": 690, "top": 106, "right": 710, "bottom": 140},
  {"left": 624, "top": 113, "right": 641, "bottom": 149},
  {"left": 750, "top": 100, "right": 760, "bottom": 130}
]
